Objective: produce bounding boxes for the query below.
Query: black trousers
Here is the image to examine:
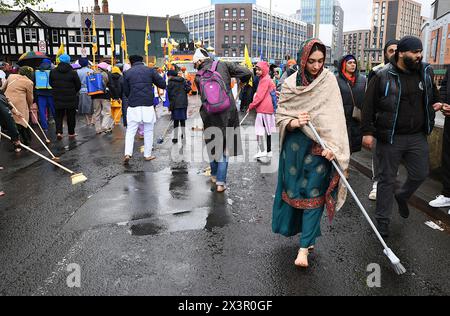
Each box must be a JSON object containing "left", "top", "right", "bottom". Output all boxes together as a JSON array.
[
  {"left": 443, "top": 117, "right": 450, "bottom": 197},
  {"left": 17, "top": 125, "right": 31, "bottom": 145},
  {"left": 173, "top": 120, "right": 186, "bottom": 139},
  {"left": 55, "top": 109, "right": 76, "bottom": 135},
  {"left": 376, "top": 133, "right": 429, "bottom": 224},
  {"left": 0, "top": 102, "right": 19, "bottom": 142}
]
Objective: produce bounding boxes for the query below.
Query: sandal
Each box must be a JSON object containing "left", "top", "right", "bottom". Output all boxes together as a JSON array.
[
  {"left": 216, "top": 185, "right": 227, "bottom": 193},
  {"left": 295, "top": 248, "right": 309, "bottom": 268}
]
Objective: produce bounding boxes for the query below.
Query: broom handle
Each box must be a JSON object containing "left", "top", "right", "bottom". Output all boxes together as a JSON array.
[
  {"left": 307, "top": 122, "right": 390, "bottom": 251},
  {"left": 30, "top": 110, "right": 51, "bottom": 143},
  {"left": 9, "top": 101, "right": 56, "bottom": 159},
  {"left": 0, "top": 131, "right": 74, "bottom": 175},
  {"left": 240, "top": 112, "right": 249, "bottom": 126}
]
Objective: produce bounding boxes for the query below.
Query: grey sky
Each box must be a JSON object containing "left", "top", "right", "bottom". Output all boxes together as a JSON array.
[{"left": 38, "top": 0, "right": 433, "bottom": 32}]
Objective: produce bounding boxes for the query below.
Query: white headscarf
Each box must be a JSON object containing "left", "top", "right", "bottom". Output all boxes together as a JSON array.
[{"left": 193, "top": 48, "right": 210, "bottom": 64}]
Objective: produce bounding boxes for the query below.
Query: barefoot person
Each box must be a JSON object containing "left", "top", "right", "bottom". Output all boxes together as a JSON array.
[{"left": 273, "top": 39, "right": 350, "bottom": 268}]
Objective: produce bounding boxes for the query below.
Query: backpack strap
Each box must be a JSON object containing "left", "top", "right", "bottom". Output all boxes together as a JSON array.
[{"left": 210, "top": 61, "right": 219, "bottom": 72}]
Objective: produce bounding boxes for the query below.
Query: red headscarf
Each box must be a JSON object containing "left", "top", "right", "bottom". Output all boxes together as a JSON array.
[{"left": 341, "top": 56, "right": 357, "bottom": 86}]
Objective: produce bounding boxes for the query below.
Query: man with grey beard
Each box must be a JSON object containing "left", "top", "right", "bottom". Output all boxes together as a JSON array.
[{"left": 361, "top": 36, "right": 442, "bottom": 237}]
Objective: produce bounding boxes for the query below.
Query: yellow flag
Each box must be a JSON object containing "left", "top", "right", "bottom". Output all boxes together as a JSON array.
[
  {"left": 243, "top": 45, "right": 253, "bottom": 87},
  {"left": 56, "top": 43, "right": 65, "bottom": 64},
  {"left": 110, "top": 15, "right": 115, "bottom": 64},
  {"left": 121, "top": 15, "right": 128, "bottom": 61},
  {"left": 166, "top": 17, "right": 171, "bottom": 39},
  {"left": 145, "top": 16, "right": 151, "bottom": 57},
  {"left": 92, "top": 14, "right": 98, "bottom": 55}
]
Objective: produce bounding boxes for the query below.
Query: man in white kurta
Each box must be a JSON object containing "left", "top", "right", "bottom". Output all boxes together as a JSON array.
[{"left": 122, "top": 55, "right": 167, "bottom": 164}]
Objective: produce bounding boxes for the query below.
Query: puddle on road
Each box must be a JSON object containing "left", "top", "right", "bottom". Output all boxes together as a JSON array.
[{"left": 64, "top": 167, "right": 232, "bottom": 235}]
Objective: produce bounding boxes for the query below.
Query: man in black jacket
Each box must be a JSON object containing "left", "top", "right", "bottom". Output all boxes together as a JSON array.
[
  {"left": 123, "top": 55, "right": 167, "bottom": 164},
  {"left": 429, "top": 68, "right": 450, "bottom": 209},
  {"left": 362, "top": 36, "right": 442, "bottom": 237},
  {"left": 49, "top": 54, "right": 81, "bottom": 140}
]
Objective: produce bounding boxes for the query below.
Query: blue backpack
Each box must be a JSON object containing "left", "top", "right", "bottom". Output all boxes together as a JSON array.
[
  {"left": 35, "top": 70, "right": 52, "bottom": 89},
  {"left": 270, "top": 89, "right": 278, "bottom": 111},
  {"left": 86, "top": 73, "right": 105, "bottom": 96}
]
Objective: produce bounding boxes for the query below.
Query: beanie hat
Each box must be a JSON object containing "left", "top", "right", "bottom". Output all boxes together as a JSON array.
[
  {"left": 384, "top": 39, "right": 399, "bottom": 54},
  {"left": 59, "top": 54, "right": 71, "bottom": 64},
  {"left": 397, "top": 36, "right": 423, "bottom": 53},
  {"left": 343, "top": 55, "right": 356, "bottom": 63}
]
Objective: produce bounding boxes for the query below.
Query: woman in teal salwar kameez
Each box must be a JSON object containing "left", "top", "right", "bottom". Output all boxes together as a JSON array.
[{"left": 273, "top": 39, "right": 350, "bottom": 268}]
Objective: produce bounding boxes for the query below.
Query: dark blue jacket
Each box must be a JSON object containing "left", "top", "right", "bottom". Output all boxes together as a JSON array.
[{"left": 123, "top": 62, "right": 167, "bottom": 108}]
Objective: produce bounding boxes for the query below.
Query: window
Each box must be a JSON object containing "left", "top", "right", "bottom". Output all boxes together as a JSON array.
[
  {"left": 224, "top": 49, "right": 229, "bottom": 57},
  {"left": 225, "top": 22, "right": 229, "bottom": 31},
  {"left": 9, "top": 28, "right": 17, "bottom": 42},
  {"left": 24, "top": 28, "right": 37, "bottom": 43},
  {"left": 224, "top": 9, "right": 229, "bottom": 17},
  {"left": 224, "top": 36, "right": 229, "bottom": 44},
  {"left": 68, "top": 30, "right": 81, "bottom": 43},
  {"left": 240, "top": 50, "right": 244, "bottom": 57},
  {"left": 232, "top": 50, "right": 237, "bottom": 57},
  {"left": 232, "top": 36, "right": 237, "bottom": 44},
  {"left": 240, "top": 22, "right": 245, "bottom": 31},
  {"left": 241, "top": 9, "right": 245, "bottom": 17},
  {"left": 240, "top": 36, "right": 245, "bottom": 43},
  {"left": 52, "top": 29, "right": 59, "bottom": 43},
  {"left": 232, "top": 9, "right": 237, "bottom": 17},
  {"left": 232, "top": 22, "right": 237, "bottom": 31}
]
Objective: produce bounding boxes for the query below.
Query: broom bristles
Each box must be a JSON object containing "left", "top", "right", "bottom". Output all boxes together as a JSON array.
[
  {"left": 71, "top": 173, "right": 88, "bottom": 185},
  {"left": 384, "top": 248, "right": 407, "bottom": 275}
]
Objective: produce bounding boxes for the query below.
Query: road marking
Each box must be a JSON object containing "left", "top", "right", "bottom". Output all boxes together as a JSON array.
[{"left": 33, "top": 237, "right": 85, "bottom": 296}]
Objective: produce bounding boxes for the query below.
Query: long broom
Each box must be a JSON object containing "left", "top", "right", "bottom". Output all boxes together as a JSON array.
[
  {"left": 30, "top": 110, "right": 52, "bottom": 144},
  {"left": 1, "top": 131, "right": 87, "bottom": 185},
  {"left": 9, "top": 101, "right": 60, "bottom": 162},
  {"left": 157, "top": 119, "right": 173, "bottom": 144},
  {"left": 307, "top": 121, "right": 407, "bottom": 275}
]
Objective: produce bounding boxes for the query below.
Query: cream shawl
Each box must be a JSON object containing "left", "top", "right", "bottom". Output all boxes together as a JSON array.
[{"left": 276, "top": 68, "right": 350, "bottom": 211}]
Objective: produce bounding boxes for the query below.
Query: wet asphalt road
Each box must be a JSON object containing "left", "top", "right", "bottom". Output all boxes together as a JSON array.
[{"left": 0, "top": 97, "right": 449, "bottom": 296}]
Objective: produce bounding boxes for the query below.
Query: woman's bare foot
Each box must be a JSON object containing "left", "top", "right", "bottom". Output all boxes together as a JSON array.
[
  {"left": 0, "top": 191, "right": 5, "bottom": 197},
  {"left": 216, "top": 185, "right": 227, "bottom": 193},
  {"left": 295, "top": 248, "right": 309, "bottom": 268}
]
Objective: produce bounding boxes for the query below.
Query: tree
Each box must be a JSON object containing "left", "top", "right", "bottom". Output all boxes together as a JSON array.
[{"left": 0, "top": 0, "right": 45, "bottom": 12}]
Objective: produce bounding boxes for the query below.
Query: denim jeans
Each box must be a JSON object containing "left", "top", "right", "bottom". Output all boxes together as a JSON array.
[{"left": 210, "top": 155, "right": 229, "bottom": 186}]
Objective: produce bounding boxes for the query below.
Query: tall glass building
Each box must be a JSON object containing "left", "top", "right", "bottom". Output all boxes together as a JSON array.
[
  {"left": 300, "top": 0, "right": 344, "bottom": 62},
  {"left": 300, "top": 0, "right": 335, "bottom": 25}
]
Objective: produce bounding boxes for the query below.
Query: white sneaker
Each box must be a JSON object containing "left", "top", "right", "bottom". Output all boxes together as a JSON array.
[
  {"left": 254, "top": 151, "right": 267, "bottom": 160},
  {"left": 369, "top": 188, "right": 377, "bottom": 201},
  {"left": 368, "top": 182, "right": 377, "bottom": 201},
  {"left": 429, "top": 195, "right": 450, "bottom": 208},
  {"left": 267, "top": 151, "right": 273, "bottom": 158}
]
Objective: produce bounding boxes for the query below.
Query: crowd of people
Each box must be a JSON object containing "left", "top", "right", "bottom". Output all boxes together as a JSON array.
[{"left": 1, "top": 35, "right": 449, "bottom": 269}]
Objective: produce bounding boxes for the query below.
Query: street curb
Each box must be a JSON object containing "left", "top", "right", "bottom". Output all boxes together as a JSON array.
[{"left": 350, "top": 158, "right": 450, "bottom": 226}]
